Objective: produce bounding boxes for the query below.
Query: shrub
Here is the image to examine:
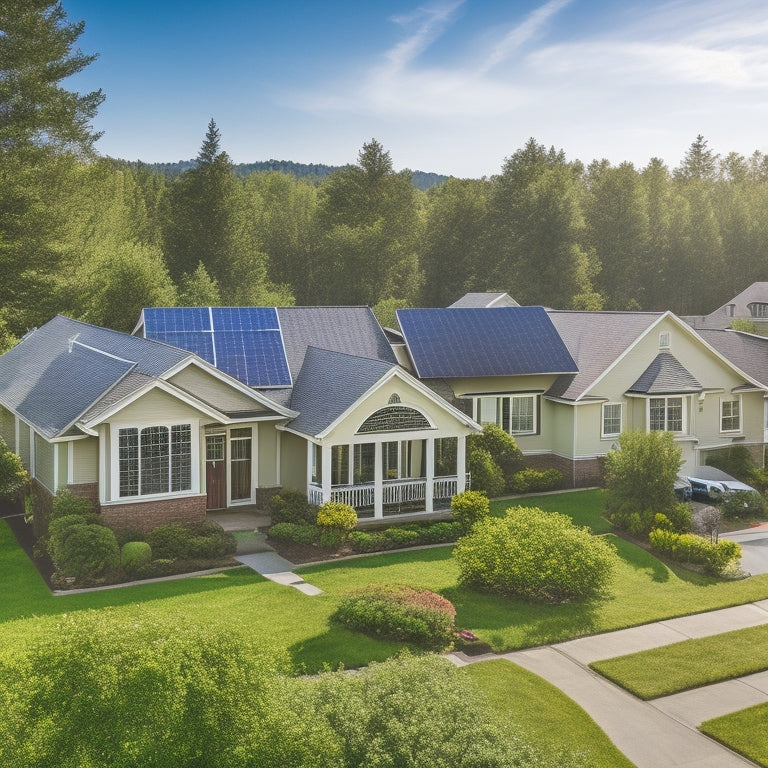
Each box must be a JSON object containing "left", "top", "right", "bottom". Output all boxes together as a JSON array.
[
  {"left": 720, "top": 490, "right": 767, "bottom": 520},
  {"left": 49, "top": 521, "right": 120, "bottom": 581},
  {"left": 454, "top": 506, "right": 618, "bottom": 603},
  {"left": 450, "top": 489, "right": 490, "bottom": 533},
  {"left": 316, "top": 501, "right": 358, "bottom": 532},
  {"left": 468, "top": 424, "right": 523, "bottom": 488},
  {"left": 113, "top": 526, "right": 145, "bottom": 547},
  {"left": 649, "top": 528, "right": 742, "bottom": 576},
  {"left": 348, "top": 530, "right": 376, "bottom": 552},
  {"left": 382, "top": 527, "right": 421, "bottom": 547},
  {"left": 121, "top": 541, "right": 152, "bottom": 575},
  {"left": 269, "top": 489, "right": 317, "bottom": 525},
  {"left": 509, "top": 467, "right": 564, "bottom": 494},
  {"left": 135, "top": 558, "right": 177, "bottom": 579},
  {"left": 145, "top": 523, "right": 190, "bottom": 559},
  {"left": 0, "top": 437, "right": 27, "bottom": 498},
  {"left": 268, "top": 522, "right": 318, "bottom": 545},
  {"left": 332, "top": 584, "right": 456, "bottom": 650},
  {"left": 50, "top": 490, "right": 95, "bottom": 521},
  {"left": 467, "top": 447, "right": 505, "bottom": 497},
  {"left": 419, "top": 521, "right": 461, "bottom": 544},
  {"left": 318, "top": 528, "right": 344, "bottom": 550}
]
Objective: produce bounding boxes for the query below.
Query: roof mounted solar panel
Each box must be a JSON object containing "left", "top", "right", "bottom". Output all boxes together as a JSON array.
[
  {"left": 143, "top": 307, "right": 211, "bottom": 333},
  {"left": 150, "top": 331, "right": 215, "bottom": 365},
  {"left": 211, "top": 307, "right": 280, "bottom": 332},
  {"left": 213, "top": 329, "right": 291, "bottom": 387}
]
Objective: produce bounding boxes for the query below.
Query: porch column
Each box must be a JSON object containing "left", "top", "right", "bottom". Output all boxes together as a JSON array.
[
  {"left": 321, "top": 444, "right": 332, "bottom": 503},
  {"left": 425, "top": 437, "right": 434, "bottom": 513},
  {"left": 456, "top": 435, "right": 466, "bottom": 493},
  {"left": 374, "top": 441, "right": 383, "bottom": 519},
  {"left": 306, "top": 441, "right": 313, "bottom": 496}
]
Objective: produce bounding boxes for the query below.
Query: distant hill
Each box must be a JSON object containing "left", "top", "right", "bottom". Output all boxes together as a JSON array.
[{"left": 136, "top": 159, "right": 449, "bottom": 190}]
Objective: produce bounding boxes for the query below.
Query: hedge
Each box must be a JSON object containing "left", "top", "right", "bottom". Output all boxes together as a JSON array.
[{"left": 648, "top": 528, "right": 742, "bottom": 576}]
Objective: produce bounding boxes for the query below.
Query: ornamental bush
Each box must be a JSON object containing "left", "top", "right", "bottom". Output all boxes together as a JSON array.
[
  {"left": 0, "top": 437, "right": 27, "bottom": 498},
  {"left": 333, "top": 584, "right": 457, "bottom": 650},
  {"left": 49, "top": 518, "right": 119, "bottom": 581},
  {"left": 121, "top": 541, "right": 152, "bottom": 575},
  {"left": 316, "top": 501, "right": 358, "bottom": 532},
  {"left": 468, "top": 424, "right": 523, "bottom": 488},
  {"left": 269, "top": 488, "right": 318, "bottom": 525},
  {"left": 720, "top": 490, "right": 767, "bottom": 520},
  {"left": 454, "top": 506, "right": 618, "bottom": 603},
  {"left": 509, "top": 468, "right": 564, "bottom": 494},
  {"left": 145, "top": 523, "right": 191, "bottom": 559},
  {"left": 451, "top": 489, "right": 490, "bottom": 533},
  {"left": 649, "top": 528, "right": 742, "bottom": 576},
  {"left": 50, "top": 489, "right": 94, "bottom": 521},
  {"left": 267, "top": 522, "right": 318, "bottom": 545},
  {"left": 467, "top": 447, "right": 505, "bottom": 497}
]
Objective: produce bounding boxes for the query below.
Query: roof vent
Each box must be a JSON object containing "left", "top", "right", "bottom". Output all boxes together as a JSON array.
[{"left": 68, "top": 333, "right": 80, "bottom": 353}]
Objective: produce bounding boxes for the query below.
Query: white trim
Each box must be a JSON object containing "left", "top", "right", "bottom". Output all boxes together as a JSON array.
[
  {"left": 53, "top": 443, "right": 59, "bottom": 491},
  {"left": 719, "top": 395, "right": 742, "bottom": 434},
  {"left": 646, "top": 394, "right": 688, "bottom": 434},
  {"left": 600, "top": 402, "right": 623, "bottom": 439},
  {"left": 275, "top": 427, "right": 281, "bottom": 486},
  {"left": 29, "top": 425, "right": 35, "bottom": 477},
  {"left": 67, "top": 441, "right": 74, "bottom": 485},
  {"left": 354, "top": 400, "right": 436, "bottom": 435}
]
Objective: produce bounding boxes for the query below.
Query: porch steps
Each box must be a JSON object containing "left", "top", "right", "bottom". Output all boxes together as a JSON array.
[{"left": 235, "top": 552, "right": 323, "bottom": 596}]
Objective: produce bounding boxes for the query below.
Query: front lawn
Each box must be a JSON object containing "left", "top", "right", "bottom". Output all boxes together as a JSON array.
[
  {"left": 590, "top": 624, "right": 768, "bottom": 699},
  {"left": 701, "top": 703, "right": 768, "bottom": 767},
  {"left": 464, "top": 659, "right": 636, "bottom": 768}
]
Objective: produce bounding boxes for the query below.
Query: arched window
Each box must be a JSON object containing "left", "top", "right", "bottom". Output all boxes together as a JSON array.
[{"left": 357, "top": 406, "right": 432, "bottom": 434}]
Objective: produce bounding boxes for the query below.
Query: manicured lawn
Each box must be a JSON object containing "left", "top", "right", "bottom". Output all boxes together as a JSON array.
[
  {"left": 491, "top": 488, "right": 613, "bottom": 533},
  {"left": 590, "top": 624, "right": 768, "bottom": 699},
  {"left": 701, "top": 703, "right": 768, "bottom": 767},
  {"left": 464, "top": 659, "right": 636, "bottom": 768}
]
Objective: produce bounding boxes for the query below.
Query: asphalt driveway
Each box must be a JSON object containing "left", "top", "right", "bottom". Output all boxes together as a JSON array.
[{"left": 723, "top": 523, "right": 768, "bottom": 576}]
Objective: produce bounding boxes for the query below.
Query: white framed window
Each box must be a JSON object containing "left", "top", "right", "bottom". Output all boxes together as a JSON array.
[
  {"left": 648, "top": 396, "right": 685, "bottom": 433},
  {"left": 117, "top": 423, "right": 193, "bottom": 499},
  {"left": 601, "top": 403, "right": 622, "bottom": 438},
  {"left": 474, "top": 394, "right": 537, "bottom": 435},
  {"left": 720, "top": 397, "right": 741, "bottom": 433},
  {"left": 659, "top": 331, "right": 670, "bottom": 349}
]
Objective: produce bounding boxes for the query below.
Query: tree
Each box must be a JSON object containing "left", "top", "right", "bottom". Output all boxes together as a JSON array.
[
  {"left": 0, "top": 437, "right": 27, "bottom": 498},
  {"left": 0, "top": 1, "right": 104, "bottom": 153},
  {"left": 674, "top": 135, "right": 718, "bottom": 182},
  {"left": 178, "top": 262, "right": 221, "bottom": 306}
]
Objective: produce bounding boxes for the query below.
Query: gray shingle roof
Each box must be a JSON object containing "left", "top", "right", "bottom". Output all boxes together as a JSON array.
[
  {"left": 546, "top": 311, "right": 663, "bottom": 400},
  {"left": 448, "top": 292, "right": 519, "bottom": 308},
  {"left": 287, "top": 347, "right": 396, "bottom": 437},
  {"left": 0, "top": 315, "right": 191, "bottom": 438},
  {"left": 276, "top": 306, "right": 397, "bottom": 381},
  {"left": 683, "top": 282, "right": 768, "bottom": 330},
  {"left": 696, "top": 329, "right": 768, "bottom": 388},
  {"left": 628, "top": 352, "right": 703, "bottom": 394}
]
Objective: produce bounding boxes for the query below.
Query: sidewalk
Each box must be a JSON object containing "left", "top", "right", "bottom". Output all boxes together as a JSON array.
[{"left": 447, "top": 600, "right": 768, "bottom": 768}]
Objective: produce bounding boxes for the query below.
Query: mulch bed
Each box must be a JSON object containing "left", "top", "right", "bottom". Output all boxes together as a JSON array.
[{"left": 267, "top": 539, "right": 357, "bottom": 565}]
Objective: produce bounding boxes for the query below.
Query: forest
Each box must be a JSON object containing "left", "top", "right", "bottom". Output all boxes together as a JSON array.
[{"left": 3, "top": 2, "right": 768, "bottom": 351}]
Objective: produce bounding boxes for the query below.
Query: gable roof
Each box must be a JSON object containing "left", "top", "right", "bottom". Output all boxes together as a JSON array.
[
  {"left": 628, "top": 352, "right": 703, "bottom": 394},
  {"left": 448, "top": 292, "right": 519, "bottom": 308},
  {"left": 683, "top": 282, "right": 768, "bottom": 330},
  {"left": 546, "top": 311, "right": 663, "bottom": 400},
  {"left": 696, "top": 329, "right": 768, "bottom": 388},
  {"left": 397, "top": 307, "right": 577, "bottom": 379}
]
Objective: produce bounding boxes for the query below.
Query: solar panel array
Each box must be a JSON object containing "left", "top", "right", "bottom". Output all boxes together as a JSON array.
[
  {"left": 141, "top": 308, "right": 292, "bottom": 387},
  {"left": 396, "top": 307, "right": 579, "bottom": 379}
]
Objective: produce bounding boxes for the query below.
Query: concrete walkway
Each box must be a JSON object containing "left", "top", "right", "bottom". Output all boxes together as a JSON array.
[
  {"left": 724, "top": 522, "right": 768, "bottom": 576},
  {"left": 235, "top": 551, "right": 323, "bottom": 596},
  {"left": 447, "top": 600, "right": 768, "bottom": 768}
]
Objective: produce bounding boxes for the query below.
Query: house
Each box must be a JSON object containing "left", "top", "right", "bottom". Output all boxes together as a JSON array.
[
  {"left": 398, "top": 307, "right": 768, "bottom": 486},
  {"left": 447, "top": 292, "right": 519, "bottom": 308},
  {"left": 0, "top": 309, "right": 479, "bottom": 533},
  {"left": 684, "top": 282, "right": 768, "bottom": 334}
]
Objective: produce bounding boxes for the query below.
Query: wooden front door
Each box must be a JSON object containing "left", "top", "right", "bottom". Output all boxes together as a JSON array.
[{"left": 205, "top": 435, "right": 226, "bottom": 510}]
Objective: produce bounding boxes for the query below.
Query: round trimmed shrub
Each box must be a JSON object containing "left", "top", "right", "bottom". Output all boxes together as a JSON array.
[
  {"left": 50, "top": 522, "right": 120, "bottom": 581},
  {"left": 121, "top": 541, "right": 151, "bottom": 574},
  {"left": 145, "top": 523, "right": 191, "bottom": 559},
  {"left": 316, "top": 501, "right": 358, "bottom": 532},
  {"left": 332, "top": 584, "right": 456, "bottom": 650},
  {"left": 268, "top": 489, "right": 317, "bottom": 525},
  {"left": 454, "top": 505, "right": 618, "bottom": 603},
  {"left": 450, "top": 489, "right": 490, "bottom": 533},
  {"left": 50, "top": 489, "right": 94, "bottom": 521}
]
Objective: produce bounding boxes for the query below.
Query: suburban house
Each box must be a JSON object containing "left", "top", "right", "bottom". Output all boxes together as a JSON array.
[
  {"left": 0, "top": 308, "right": 478, "bottom": 532},
  {"left": 684, "top": 282, "right": 768, "bottom": 334},
  {"left": 397, "top": 305, "right": 768, "bottom": 486}
]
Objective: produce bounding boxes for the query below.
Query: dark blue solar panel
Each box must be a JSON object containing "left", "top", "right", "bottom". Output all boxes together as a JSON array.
[
  {"left": 213, "top": 330, "right": 291, "bottom": 387},
  {"left": 150, "top": 331, "right": 215, "bottom": 365},
  {"left": 396, "top": 307, "right": 578, "bottom": 379},
  {"left": 211, "top": 307, "right": 279, "bottom": 332},
  {"left": 143, "top": 307, "right": 211, "bottom": 333}
]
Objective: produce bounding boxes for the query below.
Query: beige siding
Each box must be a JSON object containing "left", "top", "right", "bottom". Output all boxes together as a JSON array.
[
  {"left": 17, "top": 423, "right": 30, "bottom": 469},
  {"left": 73, "top": 438, "right": 99, "bottom": 484},
  {"left": 34, "top": 433, "right": 55, "bottom": 491},
  {"left": 0, "top": 405, "right": 15, "bottom": 451},
  {"left": 110, "top": 387, "right": 209, "bottom": 425},
  {"left": 550, "top": 402, "right": 575, "bottom": 456},
  {"left": 57, "top": 444, "right": 68, "bottom": 490},
  {"left": 169, "top": 365, "right": 269, "bottom": 414},
  {"left": 280, "top": 432, "right": 307, "bottom": 491},
  {"left": 258, "top": 422, "right": 280, "bottom": 487},
  {"left": 575, "top": 403, "right": 611, "bottom": 457}
]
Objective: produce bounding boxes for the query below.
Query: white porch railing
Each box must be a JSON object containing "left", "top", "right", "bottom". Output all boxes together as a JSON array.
[{"left": 307, "top": 473, "right": 471, "bottom": 512}]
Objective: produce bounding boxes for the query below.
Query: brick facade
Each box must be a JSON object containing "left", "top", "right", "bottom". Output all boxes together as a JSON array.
[
  {"left": 255, "top": 486, "right": 281, "bottom": 510},
  {"left": 522, "top": 453, "right": 605, "bottom": 489},
  {"left": 67, "top": 482, "right": 100, "bottom": 510},
  {"left": 100, "top": 494, "right": 207, "bottom": 533},
  {"left": 30, "top": 479, "right": 54, "bottom": 538}
]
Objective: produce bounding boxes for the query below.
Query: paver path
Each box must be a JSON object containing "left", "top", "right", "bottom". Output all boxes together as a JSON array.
[{"left": 448, "top": 600, "right": 768, "bottom": 768}]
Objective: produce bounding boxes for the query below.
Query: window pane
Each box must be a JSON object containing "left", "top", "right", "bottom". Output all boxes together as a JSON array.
[
  {"left": 140, "top": 426, "right": 169, "bottom": 495},
  {"left": 331, "top": 444, "right": 349, "bottom": 485},
  {"left": 649, "top": 399, "right": 666, "bottom": 431},
  {"left": 722, "top": 400, "right": 740, "bottom": 431},
  {"left": 479, "top": 397, "right": 498, "bottom": 425},
  {"left": 171, "top": 424, "right": 192, "bottom": 492},
  {"left": 354, "top": 443, "right": 375, "bottom": 483},
  {"left": 119, "top": 428, "right": 139, "bottom": 497},
  {"left": 510, "top": 396, "right": 534, "bottom": 433},
  {"left": 667, "top": 398, "right": 683, "bottom": 432},
  {"left": 603, "top": 404, "right": 621, "bottom": 435}
]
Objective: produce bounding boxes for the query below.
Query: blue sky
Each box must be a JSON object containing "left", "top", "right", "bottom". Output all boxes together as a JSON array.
[{"left": 64, "top": 0, "right": 768, "bottom": 177}]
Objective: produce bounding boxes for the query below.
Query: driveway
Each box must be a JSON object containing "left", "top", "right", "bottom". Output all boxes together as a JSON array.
[{"left": 723, "top": 522, "right": 768, "bottom": 576}]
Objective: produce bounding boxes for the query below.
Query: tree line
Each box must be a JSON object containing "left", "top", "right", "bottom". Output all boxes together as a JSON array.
[{"left": 3, "top": 2, "right": 768, "bottom": 346}]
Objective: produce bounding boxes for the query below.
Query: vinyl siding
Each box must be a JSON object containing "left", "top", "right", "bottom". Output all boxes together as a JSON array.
[
  {"left": 34, "top": 432, "right": 55, "bottom": 491},
  {"left": 168, "top": 365, "right": 270, "bottom": 414},
  {"left": 73, "top": 438, "right": 99, "bottom": 484},
  {"left": 110, "top": 387, "right": 209, "bottom": 425},
  {"left": 280, "top": 432, "right": 308, "bottom": 491},
  {"left": 258, "top": 422, "right": 280, "bottom": 486},
  {"left": 17, "top": 422, "right": 30, "bottom": 469}
]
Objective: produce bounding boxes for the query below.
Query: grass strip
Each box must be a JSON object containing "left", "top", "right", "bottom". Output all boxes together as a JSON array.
[
  {"left": 700, "top": 702, "right": 768, "bottom": 767},
  {"left": 464, "top": 659, "right": 636, "bottom": 768},
  {"left": 590, "top": 623, "right": 768, "bottom": 699}
]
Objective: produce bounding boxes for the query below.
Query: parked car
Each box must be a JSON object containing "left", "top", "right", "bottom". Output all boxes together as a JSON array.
[
  {"left": 685, "top": 466, "right": 758, "bottom": 502},
  {"left": 674, "top": 476, "right": 692, "bottom": 502}
]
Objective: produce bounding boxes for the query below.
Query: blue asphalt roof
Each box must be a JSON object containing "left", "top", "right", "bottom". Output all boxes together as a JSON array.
[{"left": 397, "top": 307, "right": 578, "bottom": 379}]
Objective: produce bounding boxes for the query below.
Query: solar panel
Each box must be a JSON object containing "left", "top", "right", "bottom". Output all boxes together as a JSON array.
[
  {"left": 143, "top": 307, "right": 211, "bottom": 333},
  {"left": 150, "top": 331, "right": 216, "bottom": 365},
  {"left": 211, "top": 307, "right": 279, "bottom": 332},
  {"left": 396, "top": 307, "right": 578, "bottom": 379},
  {"left": 213, "top": 330, "right": 291, "bottom": 387}
]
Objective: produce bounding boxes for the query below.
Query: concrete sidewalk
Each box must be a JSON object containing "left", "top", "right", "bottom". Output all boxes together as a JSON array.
[
  {"left": 235, "top": 551, "right": 323, "bottom": 596},
  {"left": 447, "top": 600, "right": 768, "bottom": 768}
]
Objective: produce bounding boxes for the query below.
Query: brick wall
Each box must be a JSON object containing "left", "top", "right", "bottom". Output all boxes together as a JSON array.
[
  {"left": 67, "top": 482, "right": 100, "bottom": 510},
  {"left": 30, "top": 479, "right": 54, "bottom": 538},
  {"left": 255, "top": 486, "right": 281, "bottom": 510},
  {"left": 522, "top": 453, "right": 605, "bottom": 489},
  {"left": 100, "top": 495, "right": 206, "bottom": 534}
]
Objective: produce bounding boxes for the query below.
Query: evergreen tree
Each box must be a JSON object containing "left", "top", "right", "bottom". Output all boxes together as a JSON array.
[{"left": 674, "top": 135, "right": 718, "bottom": 182}]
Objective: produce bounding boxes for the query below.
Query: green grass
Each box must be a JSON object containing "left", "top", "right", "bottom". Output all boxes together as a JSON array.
[
  {"left": 464, "top": 659, "right": 636, "bottom": 767},
  {"left": 590, "top": 624, "right": 768, "bottom": 699},
  {"left": 491, "top": 488, "right": 613, "bottom": 533},
  {"left": 701, "top": 703, "right": 768, "bottom": 767}
]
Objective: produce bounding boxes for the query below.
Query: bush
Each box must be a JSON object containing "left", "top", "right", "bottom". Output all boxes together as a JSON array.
[
  {"left": 49, "top": 521, "right": 119, "bottom": 581},
  {"left": 509, "top": 468, "right": 564, "bottom": 494},
  {"left": 50, "top": 489, "right": 94, "bottom": 521},
  {"left": 0, "top": 437, "right": 27, "bottom": 498},
  {"left": 145, "top": 523, "right": 190, "bottom": 559},
  {"left": 454, "top": 506, "right": 618, "bottom": 603},
  {"left": 419, "top": 521, "right": 462, "bottom": 543},
  {"left": 467, "top": 447, "right": 505, "bottom": 497},
  {"left": 348, "top": 530, "right": 376, "bottom": 552},
  {"left": 450, "top": 489, "right": 490, "bottom": 533},
  {"left": 468, "top": 424, "right": 523, "bottom": 488},
  {"left": 316, "top": 501, "right": 358, "bottom": 532},
  {"left": 720, "top": 490, "right": 767, "bottom": 520},
  {"left": 135, "top": 558, "right": 177, "bottom": 579},
  {"left": 143, "top": 521, "right": 235, "bottom": 561},
  {"left": 121, "top": 541, "right": 152, "bottom": 574},
  {"left": 705, "top": 445, "right": 756, "bottom": 484},
  {"left": 114, "top": 526, "right": 145, "bottom": 547},
  {"left": 268, "top": 522, "right": 318, "bottom": 545},
  {"left": 269, "top": 489, "right": 318, "bottom": 525},
  {"left": 332, "top": 584, "right": 456, "bottom": 650},
  {"left": 649, "top": 528, "right": 742, "bottom": 576},
  {"left": 382, "top": 527, "right": 421, "bottom": 547}
]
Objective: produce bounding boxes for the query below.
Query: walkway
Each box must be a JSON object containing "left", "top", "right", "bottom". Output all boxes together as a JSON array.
[
  {"left": 724, "top": 522, "right": 768, "bottom": 576},
  {"left": 235, "top": 551, "right": 323, "bottom": 596},
  {"left": 447, "top": 600, "right": 768, "bottom": 768}
]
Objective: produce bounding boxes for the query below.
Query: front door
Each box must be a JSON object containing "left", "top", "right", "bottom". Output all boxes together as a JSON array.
[
  {"left": 205, "top": 435, "right": 226, "bottom": 510},
  {"left": 229, "top": 428, "right": 253, "bottom": 503}
]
